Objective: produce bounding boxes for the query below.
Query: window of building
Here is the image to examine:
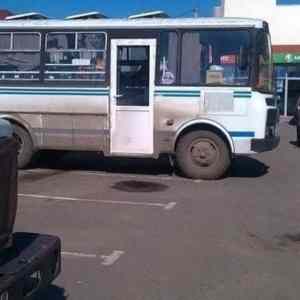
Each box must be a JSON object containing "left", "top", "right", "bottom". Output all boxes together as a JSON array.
[
  {"left": 0, "top": 32, "right": 41, "bottom": 81},
  {"left": 45, "top": 32, "right": 107, "bottom": 82},
  {"left": 157, "top": 32, "right": 178, "bottom": 85},
  {"left": 181, "top": 30, "right": 251, "bottom": 86}
]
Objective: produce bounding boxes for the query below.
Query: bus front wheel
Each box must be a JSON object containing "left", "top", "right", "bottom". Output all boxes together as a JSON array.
[
  {"left": 176, "top": 130, "right": 231, "bottom": 180},
  {"left": 12, "top": 125, "right": 34, "bottom": 169}
]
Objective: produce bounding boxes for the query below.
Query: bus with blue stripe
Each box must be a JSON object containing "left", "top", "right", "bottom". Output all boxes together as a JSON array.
[{"left": 0, "top": 17, "right": 279, "bottom": 179}]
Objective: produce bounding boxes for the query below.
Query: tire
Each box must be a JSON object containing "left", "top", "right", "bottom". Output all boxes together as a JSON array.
[
  {"left": 12, "top": 125, "right": 33, "bottom": 169},
  {"left": 176, "top": 130, "right": 231, "bottom": 180}
]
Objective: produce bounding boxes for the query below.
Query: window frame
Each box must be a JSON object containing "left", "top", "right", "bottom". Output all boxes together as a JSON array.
[
  {"left": 0, "top": 31, "right": 41, "bottom": 51},
  {"left": 178, "top": 28, "right": 254, "bottom": 88},
  {"left": 0, "top": 31, "right": 42, "bottom": 82},
  {"left": 44, "top": 31, "right": 108, "bottom": 83}
]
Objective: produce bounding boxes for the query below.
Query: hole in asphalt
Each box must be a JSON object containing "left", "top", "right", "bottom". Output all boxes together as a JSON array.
[
  {"left": 275, "top": 233, "right": 300, "bottom": 247},
  {"left": 111, "top": 180, "right": 169, "bottom": 193}
]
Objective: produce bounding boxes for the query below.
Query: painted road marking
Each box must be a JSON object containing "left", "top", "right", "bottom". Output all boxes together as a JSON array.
[
  {"left": 18, "top": 193, "right": 177, "bottom": 211},
  {"left": 62, "top": 250, "right": 125, "bottom": 266},
  {"left": 101, "top": 250, "right": 124, "bottom": 266},
  {"left": 20, "top": 169, "right": 202, "bottom": 183},
  {"left": 62, "top": 251, "right": 97, "bottom": 259}
]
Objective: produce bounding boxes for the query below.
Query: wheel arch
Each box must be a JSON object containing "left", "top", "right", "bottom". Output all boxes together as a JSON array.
[
  {"left": 0, "top": 115, "right": 36, "bottom": 147},
  {"left": 174, "top": 119, "right": 235, "bottom": 156}
]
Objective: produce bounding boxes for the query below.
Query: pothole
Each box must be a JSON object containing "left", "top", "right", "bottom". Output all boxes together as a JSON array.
[
  {"left": 275, "top": 233, "right": 300, "bottom": 248},
  {"left": 111, "top": 180, "right": 169, "bottom": 193}
]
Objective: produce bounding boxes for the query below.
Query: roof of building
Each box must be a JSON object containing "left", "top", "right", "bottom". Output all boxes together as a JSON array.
[
  {"left": 0, "top": 9, "right": 12, "bottom": 20},
  {"left": 0, "top": 17, "right": 265, "bottom": 30}
]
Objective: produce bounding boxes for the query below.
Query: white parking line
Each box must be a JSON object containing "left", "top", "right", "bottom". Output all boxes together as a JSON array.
[
  {"left": 62, "top": 251, "right": 97, "bottom": 258},
  {"left": 20, "top": 169, "right": 202, "bottom": 183},
  {"left": 101, "top": 250, "right": 124, "bottom": 266},
  {"left": 62, "top": 250, "right": 125, "bottom": 266},
  {"left": 18, "top": 193, "right": 177, "bottom": 211}
]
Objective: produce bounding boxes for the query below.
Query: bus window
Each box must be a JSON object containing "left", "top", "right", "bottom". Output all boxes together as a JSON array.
[
  {"left": 117, "top": 46, "right": 149, "bottom": 106},
  {"left": 181, "top": 30, "right": 251, "bottom": 86},
  {"left": 255, "top": 30, "right": 273, "bottom": 94},
  {"left": 157, "top": 32, "right": 178, "bottom": 85},
  {"left": 45, "top": 32, "right": 107, "bottom": 82},
  {"left": 0, "top": 32, "right": 41, "bottom": 81},
  {"left": 0, "top": 33, "right": 11, "bottom": 50}
]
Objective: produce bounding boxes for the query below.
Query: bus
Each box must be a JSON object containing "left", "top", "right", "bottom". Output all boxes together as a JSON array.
[{"left": 0, "top": 17, "right": 279, "bottom": 179}]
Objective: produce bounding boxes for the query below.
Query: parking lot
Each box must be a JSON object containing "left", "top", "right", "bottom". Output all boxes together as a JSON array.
[{"left": 15, "top": 120, "right": 300, "bottom": 300}]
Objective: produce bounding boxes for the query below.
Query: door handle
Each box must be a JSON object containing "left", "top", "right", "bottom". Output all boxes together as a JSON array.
[{"left": 114, "top": 94, "right": 124, "bottom": 98}]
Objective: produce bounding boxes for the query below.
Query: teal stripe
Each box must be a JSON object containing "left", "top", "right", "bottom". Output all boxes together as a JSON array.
[
  {"left": 0, "top": 89, "right": 109, "bottom": 96},
  {"left": 155, "top": 94, "right": 200, "bottom": 98},
  {"left": 155, "top": 90, "right": 201, "bottom": 98},
  {"left": 0, "top": 88, "right": 109, "bottom": 92}
]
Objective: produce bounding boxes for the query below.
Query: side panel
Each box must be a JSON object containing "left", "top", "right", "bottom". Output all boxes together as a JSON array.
[
  {"left": 0, "top": 87, "right": 109, "bottom": 151},
  {"left": 154, "top": 86, "right": 254, "bottom": 155}
]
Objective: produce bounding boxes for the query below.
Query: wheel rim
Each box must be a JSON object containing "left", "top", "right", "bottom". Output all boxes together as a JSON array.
[{"left": 189, "top": 138, "right": 219, "bottom": 167}]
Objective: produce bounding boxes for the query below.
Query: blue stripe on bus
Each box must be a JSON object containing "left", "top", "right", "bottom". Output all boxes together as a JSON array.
[{"left": 229, "top": 131, "right": 255, "bottom": 138}]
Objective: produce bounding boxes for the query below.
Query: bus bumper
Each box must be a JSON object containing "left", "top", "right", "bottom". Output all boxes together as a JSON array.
[
  {"left": 251, "top": 136, "right": 280, "bottom": 153},
  {"left": 0, "top": 232, "right": 61, "bottom": 300}
]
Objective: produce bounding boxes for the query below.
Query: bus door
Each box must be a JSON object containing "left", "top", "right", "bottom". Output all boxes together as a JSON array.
[{"left": 110, "top": 39, "right": 156, "bottom": 155}]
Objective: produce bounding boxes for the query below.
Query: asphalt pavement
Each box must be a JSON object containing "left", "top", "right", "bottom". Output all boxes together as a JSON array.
[{"left": 15, "top": 119, "right": 300, "bottom": 300}]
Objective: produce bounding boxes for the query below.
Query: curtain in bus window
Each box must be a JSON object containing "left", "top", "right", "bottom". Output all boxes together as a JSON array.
[
  {"left": 78, "top": 33, "right": 105, "bottom": 50},
  {"left": 158, "top": 32, "right": 178, "bottom": 85},
  {"left": 47, "top": 33, "right": 75, "bottom": 49},
  {"left": 181, "top": 32, "right": 201, "bottom": 85}
]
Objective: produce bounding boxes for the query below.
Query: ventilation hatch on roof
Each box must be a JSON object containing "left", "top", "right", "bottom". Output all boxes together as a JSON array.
[
  {"left": 65, "top": 11, "right": 107, "bottom": 20},
  {"left": 5, "top": 12, "right": 48, "bottom": 20},
  {"left": 128, "top": 10, "right": 169, "bottom": 19}
]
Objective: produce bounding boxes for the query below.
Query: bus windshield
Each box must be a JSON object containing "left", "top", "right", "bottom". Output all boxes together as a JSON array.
[{"left": 255, "top": 30, "right": 273, "bottom": 94}]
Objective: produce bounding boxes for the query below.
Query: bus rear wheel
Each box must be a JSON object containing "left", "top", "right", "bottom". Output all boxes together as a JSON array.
[
  {"left": 12, "top": 125, "right": 33, "bottom": 169},
  {"left": 176, "top": 130, "right": 231, "bottom": 180}
]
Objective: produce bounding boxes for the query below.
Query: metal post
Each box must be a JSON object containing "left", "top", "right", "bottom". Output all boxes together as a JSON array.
[{"left": 284, "top": 73, "right": 289, "bottom": 117}]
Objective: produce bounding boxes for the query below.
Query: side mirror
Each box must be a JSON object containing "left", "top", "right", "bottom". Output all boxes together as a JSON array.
[{"left": 239, "top": 47, "right": 249, "bottom": 70}]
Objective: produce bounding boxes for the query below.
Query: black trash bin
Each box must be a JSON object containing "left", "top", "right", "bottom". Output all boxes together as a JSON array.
[{"left": 0, "top": 120, "right": 18, "bottom": 252}]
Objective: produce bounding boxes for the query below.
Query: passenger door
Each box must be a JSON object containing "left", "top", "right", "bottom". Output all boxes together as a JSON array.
[{"left": 110, "top": 39, "right": 156, "bottom": 155}]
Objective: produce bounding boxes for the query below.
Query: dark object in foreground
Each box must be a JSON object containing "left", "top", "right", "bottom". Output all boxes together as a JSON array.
[
  {"left": 0, "top": 233, "right": 61, "bottom": 300},
  {"left": 294, "top": 97, "right": 300, "bottom": 146},
  {"left": 0, "top": 119, "right": 61, "bottom": 299}
]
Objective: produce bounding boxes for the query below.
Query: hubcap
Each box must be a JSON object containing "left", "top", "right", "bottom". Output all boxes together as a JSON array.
[{"left": 190, "top": 139, "right": 219, "bottom": 167}]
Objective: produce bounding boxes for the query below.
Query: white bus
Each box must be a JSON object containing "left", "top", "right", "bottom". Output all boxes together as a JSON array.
[{"left": 0, "top": 17, "right": 279, "bottom": 179}]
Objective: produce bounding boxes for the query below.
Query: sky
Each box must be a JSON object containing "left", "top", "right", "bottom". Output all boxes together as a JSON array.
[
  {"left": 0, "top": 0, "right": 221, "bottom": 18},
  {"left": 1, "top": 0, "right": 300, "bottom": 19}
]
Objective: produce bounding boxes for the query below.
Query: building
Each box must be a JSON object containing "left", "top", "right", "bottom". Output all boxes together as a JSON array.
[
  {"left": 0, "top": 9, "right": 12, "bottom": 20},
  {"left": 214, "top": 0, "right": 300, "bottom": 116}
]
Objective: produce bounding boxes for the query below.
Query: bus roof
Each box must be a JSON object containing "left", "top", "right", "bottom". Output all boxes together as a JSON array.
[{"left": 0, "top": 17, "right": 265, "bottom": 30}]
